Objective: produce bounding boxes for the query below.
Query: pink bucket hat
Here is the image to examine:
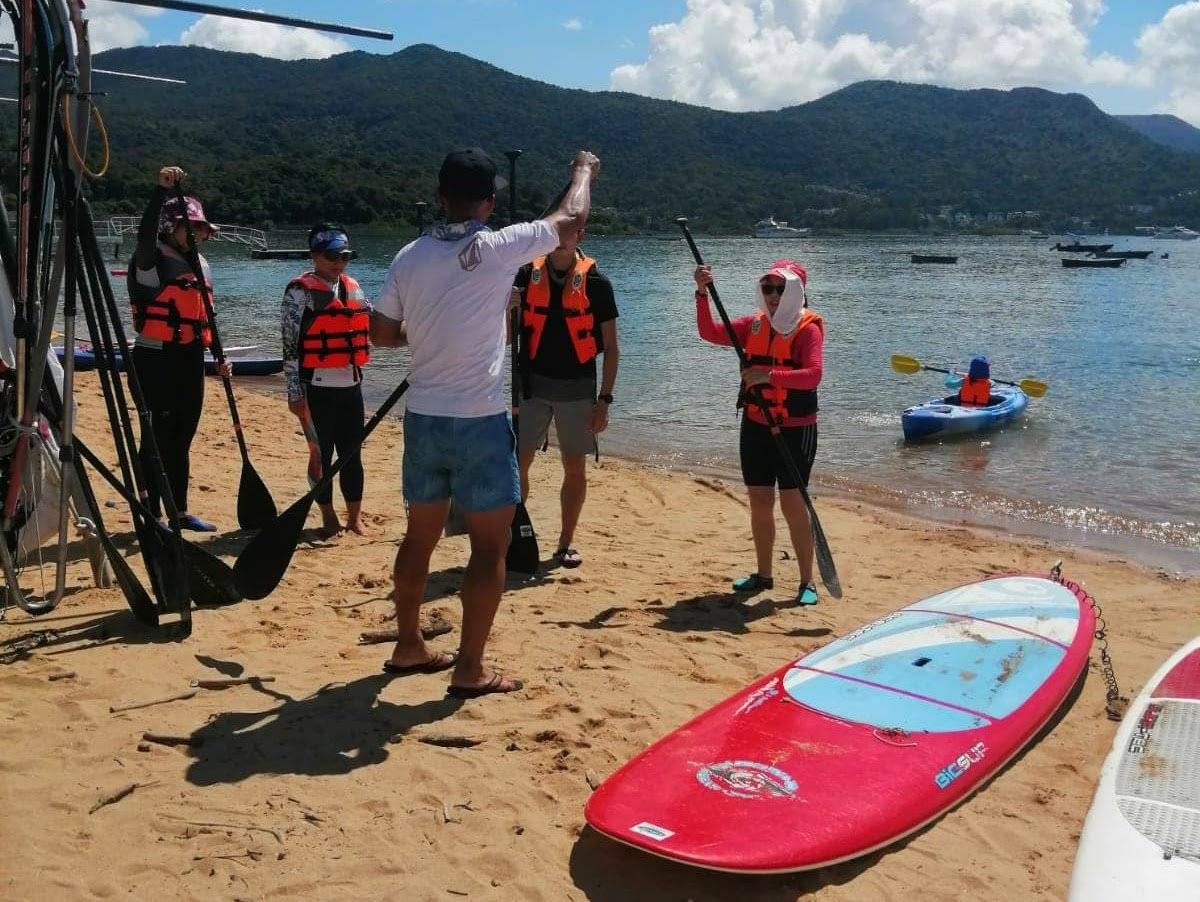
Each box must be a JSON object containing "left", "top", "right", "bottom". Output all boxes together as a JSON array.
[{"left": 159, "top": 195, "right": 219, "bottom": 237}]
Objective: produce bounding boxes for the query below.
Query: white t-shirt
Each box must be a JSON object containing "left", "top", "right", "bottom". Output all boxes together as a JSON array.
[{"left": 376, "top": 220, "right": 559, "bottom": 418}]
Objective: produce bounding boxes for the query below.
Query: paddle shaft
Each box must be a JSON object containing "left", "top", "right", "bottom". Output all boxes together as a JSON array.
[
  {"left": 676, "top": 218, "right": 841, "bottom": 597},
  {"left": 920, "top": 363, "right": 1024, "bottom": 389},
  {"left": 173, "top": 185, "right": 250, "bottom": 462},
  {"left": 104, "top": 0, "right": 394, "bottom": 40}
]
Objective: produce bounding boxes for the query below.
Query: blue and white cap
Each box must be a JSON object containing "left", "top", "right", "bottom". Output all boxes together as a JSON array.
[{"left": 310, "top": 228, "right": 350, "bottom": 253}]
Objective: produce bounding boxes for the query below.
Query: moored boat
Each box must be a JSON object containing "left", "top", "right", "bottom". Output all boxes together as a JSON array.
[
  {"left": 753, "top": 217, "right": 808, "bottom": 239},
  {"left": 911, "top": 253, "right": 958, "bottom": 264},
  {"left": 1054, "top": 242, "right": 1114, "bottom": 253},
  {"left": 1062, "top": 257, "right": 1125, "bottom": 268},
  {"left": 1153, "top": 225, "right": 1199, "bottom": 240},
  {"left": 1091, "top": 249, "right": 1153, "bottom": 259}
]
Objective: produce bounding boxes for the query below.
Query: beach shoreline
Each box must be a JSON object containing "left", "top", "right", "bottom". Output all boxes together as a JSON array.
[{"left": 3, "top": 373, "right": 1196, "bottom": 900}]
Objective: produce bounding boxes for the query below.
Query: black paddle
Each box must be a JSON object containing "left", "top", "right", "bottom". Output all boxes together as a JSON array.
[
  {"left": 503, "top": 149, "right": 539, "bottom": 574},
  {"left": 71, "top": 434, "right": 242, "bottom": 607},
  {"left": 173, "top": 183, "right": 277, "bottom": 530},
  {"left": 676, "top": 217, "right": 842, "bottom": 598},
  {"left": 233, "top": 379, "right": 410, "bottom": 600},
  {"left": 506, "top": 304, "right": 539, "bottom": 574}
]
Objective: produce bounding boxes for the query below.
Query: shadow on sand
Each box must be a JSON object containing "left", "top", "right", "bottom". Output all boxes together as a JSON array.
[{"left": 183, "top": 674, "right": 463, "bottom": 785}]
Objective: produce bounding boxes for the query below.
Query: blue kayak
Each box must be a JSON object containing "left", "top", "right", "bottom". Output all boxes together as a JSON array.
[
  {"left": 901, "top": 384, "right": 1028, "bottom": 442},
  {"left": 54, "top": 345, "right": 283, "bottom": 377}
]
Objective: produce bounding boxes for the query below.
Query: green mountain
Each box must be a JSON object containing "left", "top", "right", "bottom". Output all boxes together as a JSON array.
[
  {"left": 1115, "top": 114, "right": 1200, "bottom": 154},
  {"left": 11, "top": 44, "right": 1198, "bottom": 232}
]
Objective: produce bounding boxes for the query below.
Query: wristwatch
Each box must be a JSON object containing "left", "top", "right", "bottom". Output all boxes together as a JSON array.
[{"left": 597, "top": 393, "right": 614, "bottom": 405}]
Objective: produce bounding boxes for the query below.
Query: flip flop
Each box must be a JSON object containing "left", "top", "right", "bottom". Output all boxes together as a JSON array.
[
  {"left": 382, "top": 651, "right": 458, "bottom": 676},
  {"left": 554, "top": 547, "right": 583, "bottom": 569},
  {"left": 446, "top": 673, "right": 524, "bottom": 699}
]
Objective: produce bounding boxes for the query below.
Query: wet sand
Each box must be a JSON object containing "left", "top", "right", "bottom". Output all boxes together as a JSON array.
[{"left": 1, "top": 373, "right": 1196, "bottom": 900}]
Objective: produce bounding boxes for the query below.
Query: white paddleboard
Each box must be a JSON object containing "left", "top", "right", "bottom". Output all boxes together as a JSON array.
[{"left": 1068, "top": 635, "right": 1200, "bottom": 900}]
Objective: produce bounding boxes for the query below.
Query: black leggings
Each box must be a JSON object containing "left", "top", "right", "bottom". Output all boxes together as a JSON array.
[
  {"left": 131, "top": 343, "right": 204, "bottom": 514},
  {"left": 306, "top": 383, "right": 365, "bottom": 505}
]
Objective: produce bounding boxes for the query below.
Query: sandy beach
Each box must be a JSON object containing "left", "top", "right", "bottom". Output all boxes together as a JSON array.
[{"left": 1, "top": 372, "right": 1197, "bottom": 901}]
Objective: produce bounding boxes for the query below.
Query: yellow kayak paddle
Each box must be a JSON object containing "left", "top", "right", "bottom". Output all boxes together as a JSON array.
[{"left": 890, "top": 354, "right": 1047, "bottom": 398}]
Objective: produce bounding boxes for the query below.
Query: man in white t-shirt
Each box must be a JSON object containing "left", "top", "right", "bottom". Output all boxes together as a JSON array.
[{"left": 372, "top": 147, "right": 600, "bottom": 698}]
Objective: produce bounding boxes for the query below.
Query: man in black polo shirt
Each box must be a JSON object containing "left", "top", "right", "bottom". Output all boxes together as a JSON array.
[{"left": 514, "top": 227, "right": 619, "bottom": 568}]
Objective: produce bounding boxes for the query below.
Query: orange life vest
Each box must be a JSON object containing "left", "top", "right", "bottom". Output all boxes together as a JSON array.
[
  {"left": 290, "top": 272, "right": 371, "bottom": 371},
  {"left": 522, "top": 253, "right": 598, "bottom": 364},
  {"left": 742, "top": 310, "right": 824, "bottom": 422},
  {"left": 959, "top": 376, "right": 991, "bottom": 406},
  {"left": 127, "top": 245, "right": 212, "bottom": 347}
]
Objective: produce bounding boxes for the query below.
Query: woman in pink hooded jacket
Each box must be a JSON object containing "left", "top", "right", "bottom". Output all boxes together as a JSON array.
[{"left": 694, "top": 259, "right": 824, "bottom": 606}]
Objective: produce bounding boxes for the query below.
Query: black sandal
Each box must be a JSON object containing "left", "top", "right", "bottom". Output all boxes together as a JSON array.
[{"left": 554, "top": 547, "right": 583, "bottom": 569}]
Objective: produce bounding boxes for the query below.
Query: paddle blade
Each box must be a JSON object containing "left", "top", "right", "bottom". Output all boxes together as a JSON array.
[
  {"left": 236, "top": 462, "right": 278, "bottom": 530},
  {"left": 444, "top": 499, "right": 469, "bottom": 537},
  {"left": 810, "top": 507, "right": 842, "bottom": 598},
  {"left": 183, "top": 541, "right": 243, "bottom": 607},
  {"left": 1019, "top": 379, "right": 1048, "bottom": 398},
  {"left": 506, "top": 503, "right": 539, "bottom": 575},
  {"left": 890, "top": 354, "right": 922, "bottom": 375},
  {"left": 104, "top": 533, "right": 159, "bottom": 626},
  {"left": 233, "top": 494, "right": 316, "bottom": 599}
]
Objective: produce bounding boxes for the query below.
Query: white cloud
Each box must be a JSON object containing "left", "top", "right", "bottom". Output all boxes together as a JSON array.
[
  {"left": 563, "top": 18, "right": 584, "bottom": 32},
  {"left": 179, "top": 14, "right": 351, "bottom": 60},
  {"left": 1138, "top": 1, "right": 1200, "bottom": 123},
  {"left": 611, "top": 0, "right": 1139, "bottom": 111}
]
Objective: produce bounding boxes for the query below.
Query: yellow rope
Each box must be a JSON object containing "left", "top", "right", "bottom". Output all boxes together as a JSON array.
[{"left": 61, "top": 93, "right": 110, "bottom": 180}]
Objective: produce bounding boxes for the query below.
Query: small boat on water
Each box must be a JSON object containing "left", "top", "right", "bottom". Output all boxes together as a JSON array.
[
  {"left": 1062, "top": 257, "right": 1125, "bottom": 268},
  {"left": 911, "top": 254, "right": 958, "bottom": 264},
  {"left": 55, "top": 344, "right": 283, "bottom": 376},
  {"left": 901, "top": 385, "right": 1028, "bottom": 442},
  {"left": 1091, "top": 249, "right": 1153, "bottom": 260},
  {"left": 1054, "top": 242, "right": 1114, "bottom": 254},
  {"left": 1153, "top": 225, "right": 1199, "bottom": 240},
  {"left": 753, "top": 217, "right": 809, "bottom": 239}
]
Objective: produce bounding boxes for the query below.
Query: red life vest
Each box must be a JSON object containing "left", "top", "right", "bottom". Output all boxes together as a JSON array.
[
  {"left": 290, "top": 272, "right": 371, "bottom": 371},
  {"left": 742, "top": 310, "right": 824, "bottom": 422},
  {"left": 128, "top": 245, "right": 212, "bottom": 347},
  {"left": 522, "top": 253, "right": 598, "bottom": 364},
  {"left": 959, "top": 376, "right": 991, "bottom": 406}
]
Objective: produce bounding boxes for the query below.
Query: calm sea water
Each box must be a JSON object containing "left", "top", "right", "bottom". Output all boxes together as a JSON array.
[{"left": 110, "top": 232, "right": 1200, "bottom": 571}]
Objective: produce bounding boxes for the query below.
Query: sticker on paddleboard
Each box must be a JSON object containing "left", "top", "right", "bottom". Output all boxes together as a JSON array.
[
  {"left": 696, "top": 760, "right": 798, "bottom": 800},
  {"left": 630, "top": 822, "right": 674, "bottom": 841}
]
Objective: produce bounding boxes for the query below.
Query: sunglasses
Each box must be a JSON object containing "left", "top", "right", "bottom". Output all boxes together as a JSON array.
[
  {"left": 321, "top": 250, "right": 353, "bottom": 262},
  {"left": 760, "top": 282, "right": 785, "bottom": 296}
]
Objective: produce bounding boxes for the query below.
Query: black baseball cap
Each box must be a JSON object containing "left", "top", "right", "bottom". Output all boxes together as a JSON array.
[{"left": 438, "top": 147, "right": 507, "bottom": 201}]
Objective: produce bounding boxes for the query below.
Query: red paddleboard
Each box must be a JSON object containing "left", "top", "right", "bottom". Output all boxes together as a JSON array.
[{"left": 585, "top": 574, "right": 1094, "bottom": 873}]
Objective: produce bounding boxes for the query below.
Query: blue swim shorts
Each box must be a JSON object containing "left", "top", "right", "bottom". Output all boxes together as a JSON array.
[{"left": 402, "top": 410, "right": 520, "bottom": 512}]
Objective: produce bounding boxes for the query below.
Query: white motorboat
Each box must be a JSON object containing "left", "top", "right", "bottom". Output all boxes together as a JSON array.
[
  {"left": 1153, "top": 225, "right": 1199, "bottom": 240},
  {"left": 753, "top": 217, "right": 809, "bottom": 239}
]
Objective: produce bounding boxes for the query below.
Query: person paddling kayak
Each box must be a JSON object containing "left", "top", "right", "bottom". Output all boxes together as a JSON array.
[
  {"left": 282, "top": 224, "right": 372, "bottom": 536},
  {"left": 951, "top": 355, "right": 992, "bottom": 406},
  {"left": 128, "top": 165, "right": 230, "bottom": 532},
  {"left": 694, "top": 259, "right": 825, "bottom": 606}
]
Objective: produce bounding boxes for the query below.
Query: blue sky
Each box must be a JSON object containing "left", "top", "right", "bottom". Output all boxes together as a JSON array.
[{"left": 94, "top": 1, "right": 1200, "bottom": 123}]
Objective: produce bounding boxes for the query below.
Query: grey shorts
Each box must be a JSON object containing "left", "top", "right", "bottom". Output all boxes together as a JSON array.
[{"left": 518, "top": 394, "right": 597, "bottom": 457}]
